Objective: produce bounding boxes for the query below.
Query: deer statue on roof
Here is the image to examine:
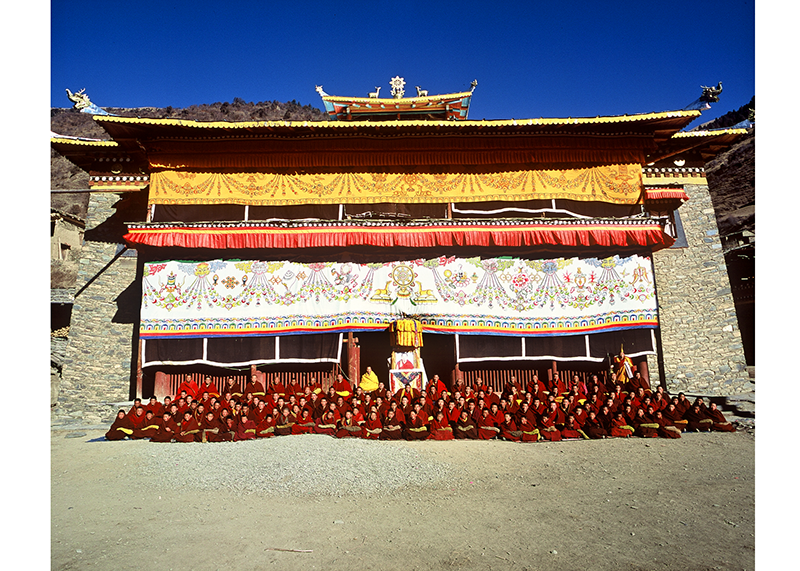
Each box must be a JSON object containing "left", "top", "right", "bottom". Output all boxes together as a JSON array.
[
  {"left": 369, "top": 87, "right": 381, "bottom": 98},
  {"left": 415, "top": 86, "right": 428, "bottom": 97}
]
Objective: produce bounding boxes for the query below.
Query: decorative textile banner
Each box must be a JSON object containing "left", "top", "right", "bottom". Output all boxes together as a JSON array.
[
  {"left": 140, "top": 255, "right": 658, "bottom": 339},
  {"left": 147, "top": 165, "right": 643, "bottom": 206}
]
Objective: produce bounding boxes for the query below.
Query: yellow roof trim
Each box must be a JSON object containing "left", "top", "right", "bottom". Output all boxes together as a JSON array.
[
  {"left": 50, "top": 137, "right": 118, "bottom": 147},
  {"left": 672, "top": 128, "right": 749, "bottom": 138},
  {"left": 93, "top": 109, "right": 701, "bottom": 130}
]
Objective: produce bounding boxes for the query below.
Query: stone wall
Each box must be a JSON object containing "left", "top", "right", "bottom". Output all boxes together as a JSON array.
[
  {"left": 648, "top": 183, "right": 752, "bottom": 397},
  {"left": 52, "top": 192, "right": 141, "bottom": 427}
]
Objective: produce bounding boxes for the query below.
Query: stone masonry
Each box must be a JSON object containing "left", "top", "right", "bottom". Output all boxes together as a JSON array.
[
  {"left": 52, "top": 192, "right": 140, "bottom": 427},
  {"left": 648, "top": 183, "right": 752, "bottom": 397}
]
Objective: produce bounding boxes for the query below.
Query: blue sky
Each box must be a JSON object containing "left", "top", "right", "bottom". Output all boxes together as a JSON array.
[{"left": 50, "top": 0, "right": 755, "bottom": 125}]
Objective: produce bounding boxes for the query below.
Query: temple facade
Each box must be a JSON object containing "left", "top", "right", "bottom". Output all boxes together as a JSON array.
[{"left": 50, "top": 81, "right": 752, "bottom": 424}]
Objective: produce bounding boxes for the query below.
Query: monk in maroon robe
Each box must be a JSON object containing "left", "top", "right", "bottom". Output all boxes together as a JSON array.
[
  {"left": 500, "top": 413, "right": 522, "bottom": 442},
  {"left": 234, "top": 414, "right": 257, "bottom": 441},
  {"left": 454, "top": 411, "right": 478, "bottom": 439},
  {"left": 105, "top": 410, "right": 135, "bottom": 441},
  {"left": 336, "top": 410, "right": 363, "bottom": 438},
  {"left": 150, "top": 413, "right": 178, "bottom": 443},
  {"left": 582, "top": 410, "right": 608, "bottom": 439},
  {"left": 199, "top": 411, "right": 224, "bottom": 442},
  {"left": 518, "top": 415, "right": 539, "bottom": 442},
  {"left": 632, "top": 408, "right": 659, "bottom": 438},
  {"left": 313, "top": 412, "right": 337, "bottom": 436},
  {"left": 538, "top": 402, "right": 562, "bottom": 442},
  {"left": 653, "top": 410, "right": 682, "bottom": 439},
  {"left": 380, "top": 410, "right": 404, "bottom": 440},
  {"left": 132, "top": 410, "right": 161, "bottom": 440},
  {"left": 362, "top": 411, "right": 383, "bottom": 440},
  {"left": 683, "top": 403, "right": 713, "bottom": 432},
  {"left": 706, "top": 402, "right": 736, "bottom": 432},
  {"left": 610, "top": 413, "right": 634, "bottom": 438},
  {"left": 561, "top": 414, "right": 583, "bottom": 439},
  {"left": 292, "top": 409, "right": 316, "bottom": 435},
  {"left": 174, "top": 411, "right": 201, "bottom": 442},
  {"left": 429, "top": 412, "right": 455, "bottom": 441}
]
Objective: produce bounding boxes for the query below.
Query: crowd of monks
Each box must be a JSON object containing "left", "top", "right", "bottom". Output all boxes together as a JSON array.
[{"left": 105, "top": 364, "right": 737, "bottom": 443}]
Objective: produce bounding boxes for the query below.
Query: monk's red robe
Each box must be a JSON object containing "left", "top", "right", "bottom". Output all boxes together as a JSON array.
[
  {"left": 518, "top": 417, "right": 540, "bottom": 442},
  {"left": 275, "top": 414, "right": 294, "bottom": 436},
  {"left": 682, "top": 407, "right": 713, "bottom": 432},
  {"left": 314, "top": 416, "right": 337, "bottom": 436},
  {"left": 292, "top": 413, "right": 316, "bottom": 435},
  {"left": 150, "top": 418, "right": 178, "bottom": 443},
  {"left": 287, "top": 382, "right": 304, "bottom": 399},
  {"left": 403, "top": 415, "right": 430, "bottom": 440},
  {"left": 175, "top": 417, "right": 201, "bottom": 443},
  {"left": 538, "top": 410, "right": 562, "bottom": 442},
  {"left": 146, "top": 402, "right": 165, "bottom": 417},
  {"left": 176, "top": 380, "right": 200, "bottom": 400},
  {"left": 199, "top": 416, "right": 225, "bottom": 442},
  {"left": 243, "top": 381, "right": 266, "bottom": 399},
  {"left": 561, "top": 419, "right": 583, "bottom": 440},
  {"left": 477, "top": 413, "right": 500, "bottom": 440},
  {"left": 105, "top": 415, "right": 135, "bottom": 441},
  {"left": 199, "top": 382, "right": 220, "bottom": 399},
  {"left": 380, "top": 417, "right": 404, "bottom": 440},
  {"left": 454, "top": 416, "right": 478, "bottom": 439},
  {"left": 255, "top": 416, "right": 276, "bottom": 438},
  {"left": 222, "top": 381, "right": 243, "bottom": 400},
  {"left": 362, "top": 418, "right": 383, "bottom": 440},
  {"left": 654, "top": 415, "right": 682, "bottom": 439},
  {"left": 234, "top": 419, "right": 257, "bottom": 441},
  {"left": 336, "top": 417, "right": 362, "bottom": 438},
  {"left": 582, "top": 416, "right": 608, "bottom": 439},
  {"left": 333, "top": 379, "right": 353, "bottom": 399},
  {"left": 132, "top": 417, "right": 162, "bottom": 440},
  {"left": 127, "top": 410, "right": 148, "bottom": 432},
  {"left": 632, "top": 413, "right": 659, "bottom": 438},
  {"left": 429, "top": 418, "right": 455, "bottom": 441},
  {"left": 610, "top": 417, "right": 634, "bottom": 438},
  {"left": 500, "top": 419, "right": 522, "bottom": 442},
  {"left": 706, "top": 408, "right": 736, "bottom": 432}
]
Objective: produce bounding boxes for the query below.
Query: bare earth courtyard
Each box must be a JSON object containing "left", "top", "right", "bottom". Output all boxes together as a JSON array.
[{"left": 51, "top": 428, "right": 754, "bottom": 571}]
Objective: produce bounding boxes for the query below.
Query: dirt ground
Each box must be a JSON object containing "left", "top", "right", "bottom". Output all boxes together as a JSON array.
[{"left": 50, "top": 428, "right": 755, "bottom": 571}]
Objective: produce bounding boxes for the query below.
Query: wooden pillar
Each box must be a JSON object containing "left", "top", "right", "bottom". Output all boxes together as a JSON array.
[
  {"left": 638, "top": 359, "right": 650, "bottom": 387},
  {"left": 154, "top": 371, "right": 169, "bottom": 400},
  {"left": 347, "top": 333, "right": 360, "bottom": 387}
]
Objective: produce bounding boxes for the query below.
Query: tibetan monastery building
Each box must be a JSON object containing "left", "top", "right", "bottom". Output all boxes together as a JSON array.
[{"left": 51, "top": 81, "right": 752, "bottom": 419}]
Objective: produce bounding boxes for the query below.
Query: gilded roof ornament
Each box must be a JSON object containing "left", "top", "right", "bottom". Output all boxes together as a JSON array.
[
  {"left": 65, "top": 88, "right": 113, "bottom": 116},
  {"left": 389, "top": 76, "right": 406, "bottom": 99},
  {"left": 700, "top": 81, "right": 723, "bottom": 103}
]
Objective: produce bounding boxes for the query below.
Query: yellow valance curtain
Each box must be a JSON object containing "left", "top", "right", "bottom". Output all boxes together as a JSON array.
[
  {"left": 389, "top": 319, "right": 424, "bottom": 348},
  {"left": 148, "top": 164, "right": 643, "bottom": 206}
]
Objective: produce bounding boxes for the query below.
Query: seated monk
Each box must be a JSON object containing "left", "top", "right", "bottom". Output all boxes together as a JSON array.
[
  {"left": 145, "top": 396, "right": 165, "bottom": 417},
  {"left": 150, "top": 412, "right": 179, "bottom": 443},
  {"left": 518, "top": 415, "right": 540, "bottom": 442},
  {"left": 199, "top": 411, "right": 225, "bottom": 442},
  {"left": 582, "top": 410, "right": 608, "bottom": 439},
  {"left": 499, "top": 412, "right": 522, "bottom": 442},
  {"left": 404, "top": 410, "right": 430, "bottom": 440},
  {"left": 610, "top": 412, "right": 635, "bottom": 438},
  {"left": 454, "top": 411, "right": 478, "bottom": 439},
  {"left": 132, "top": 410, "right": 161, "bottom": 440},
  {"left": 105, "top": 410, "right": 135, "bottom": 441},
  {"left": 256, "top": 413, "right": 276, "bottom": 438},
  {"left": 429, "top": 411, "right": 455, "bottom": 441},
  {"left": 199, "top": 375, "right": 220, "bottom": 399},
  {"left": 243, "top": 374, "right": 266, "bottom": 399},
  {"left": 380, "top": 409, "right": 404, "bottom": 440},
  {"left": 286, "top": 378, "right": 303, "bottom": 400},
  {"left": 176, "top": 378, "right": 200, "bottom": 401},
  {"left": 275, "top": 407, "right": 295, "bottom": 436},
  {"left": 332, "top": 374, "right": 353, "bottom": 399},
  {"left": 653, "top": 410, "right": 682, "bottom": 439},
  {"left": 315, "top": 411, "right": 338, "bottom": 436},
  {"left": 359, "top": 367, "right": 380, "bottom": 394},
  {"left": 561, "top": 414, "right": 585, "bottom": 440},
  {"left": 291, "top": 409, "right": 316, "bottom": 435},
  {"left": 222, "top": 378, "right": 243, "bottom": 400},
  {"left": 127, "top": 406, "right": 148, "bottom": 433},
  {"left": 632, "top": 408, "right": 659, "bottom": 438},
  {"left": 706, "top": 402, "right": 735, "bottom": 432},
  {"left": 682, "top": 403, "right": 713, "bottom": 432},
  {"left": 175, "top": 411, "right": 201, "bottom": 443},
  {"left": 538, "top": 403, "right": 562, "bottom": 442},
  {"left": 336, "top": 410, "right": 363, "bottom": 438},
  {"left": 662, "top": 403, "right": 688, "bottom": 432},
  {"left": 362, "top": 411, "right": 383, "bottom": 440},
  {"left": 234, "top": 414, "right": 257, "bottom": 441}
]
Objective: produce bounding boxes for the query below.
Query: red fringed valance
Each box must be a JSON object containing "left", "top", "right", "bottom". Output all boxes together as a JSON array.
[
  {"left": 645, "top": 188, "right": 690, "bottom": 202},
  {"left": 125, "top": 220, "right": 675, "bottom": 251}
]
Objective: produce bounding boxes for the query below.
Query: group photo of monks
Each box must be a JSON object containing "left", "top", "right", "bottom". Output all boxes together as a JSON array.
[{"left": 105, "top": 356, "right": 737, "bottom": 443}]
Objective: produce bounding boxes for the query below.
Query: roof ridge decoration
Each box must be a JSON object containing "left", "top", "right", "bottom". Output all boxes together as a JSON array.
[
  {"left": 65, "top": 88, "right": 117, "bottom": 116},
  {"left": 315, "top": 78, "right": 478, "bottom": 121}
]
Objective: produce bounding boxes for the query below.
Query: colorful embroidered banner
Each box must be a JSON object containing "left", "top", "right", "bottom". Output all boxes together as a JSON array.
[
  {"left": 148, "top": 164, "right": 643, "bottom": 206},
  {"left": 140, "top": 255, "right": 658, "bottom": 339}
]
